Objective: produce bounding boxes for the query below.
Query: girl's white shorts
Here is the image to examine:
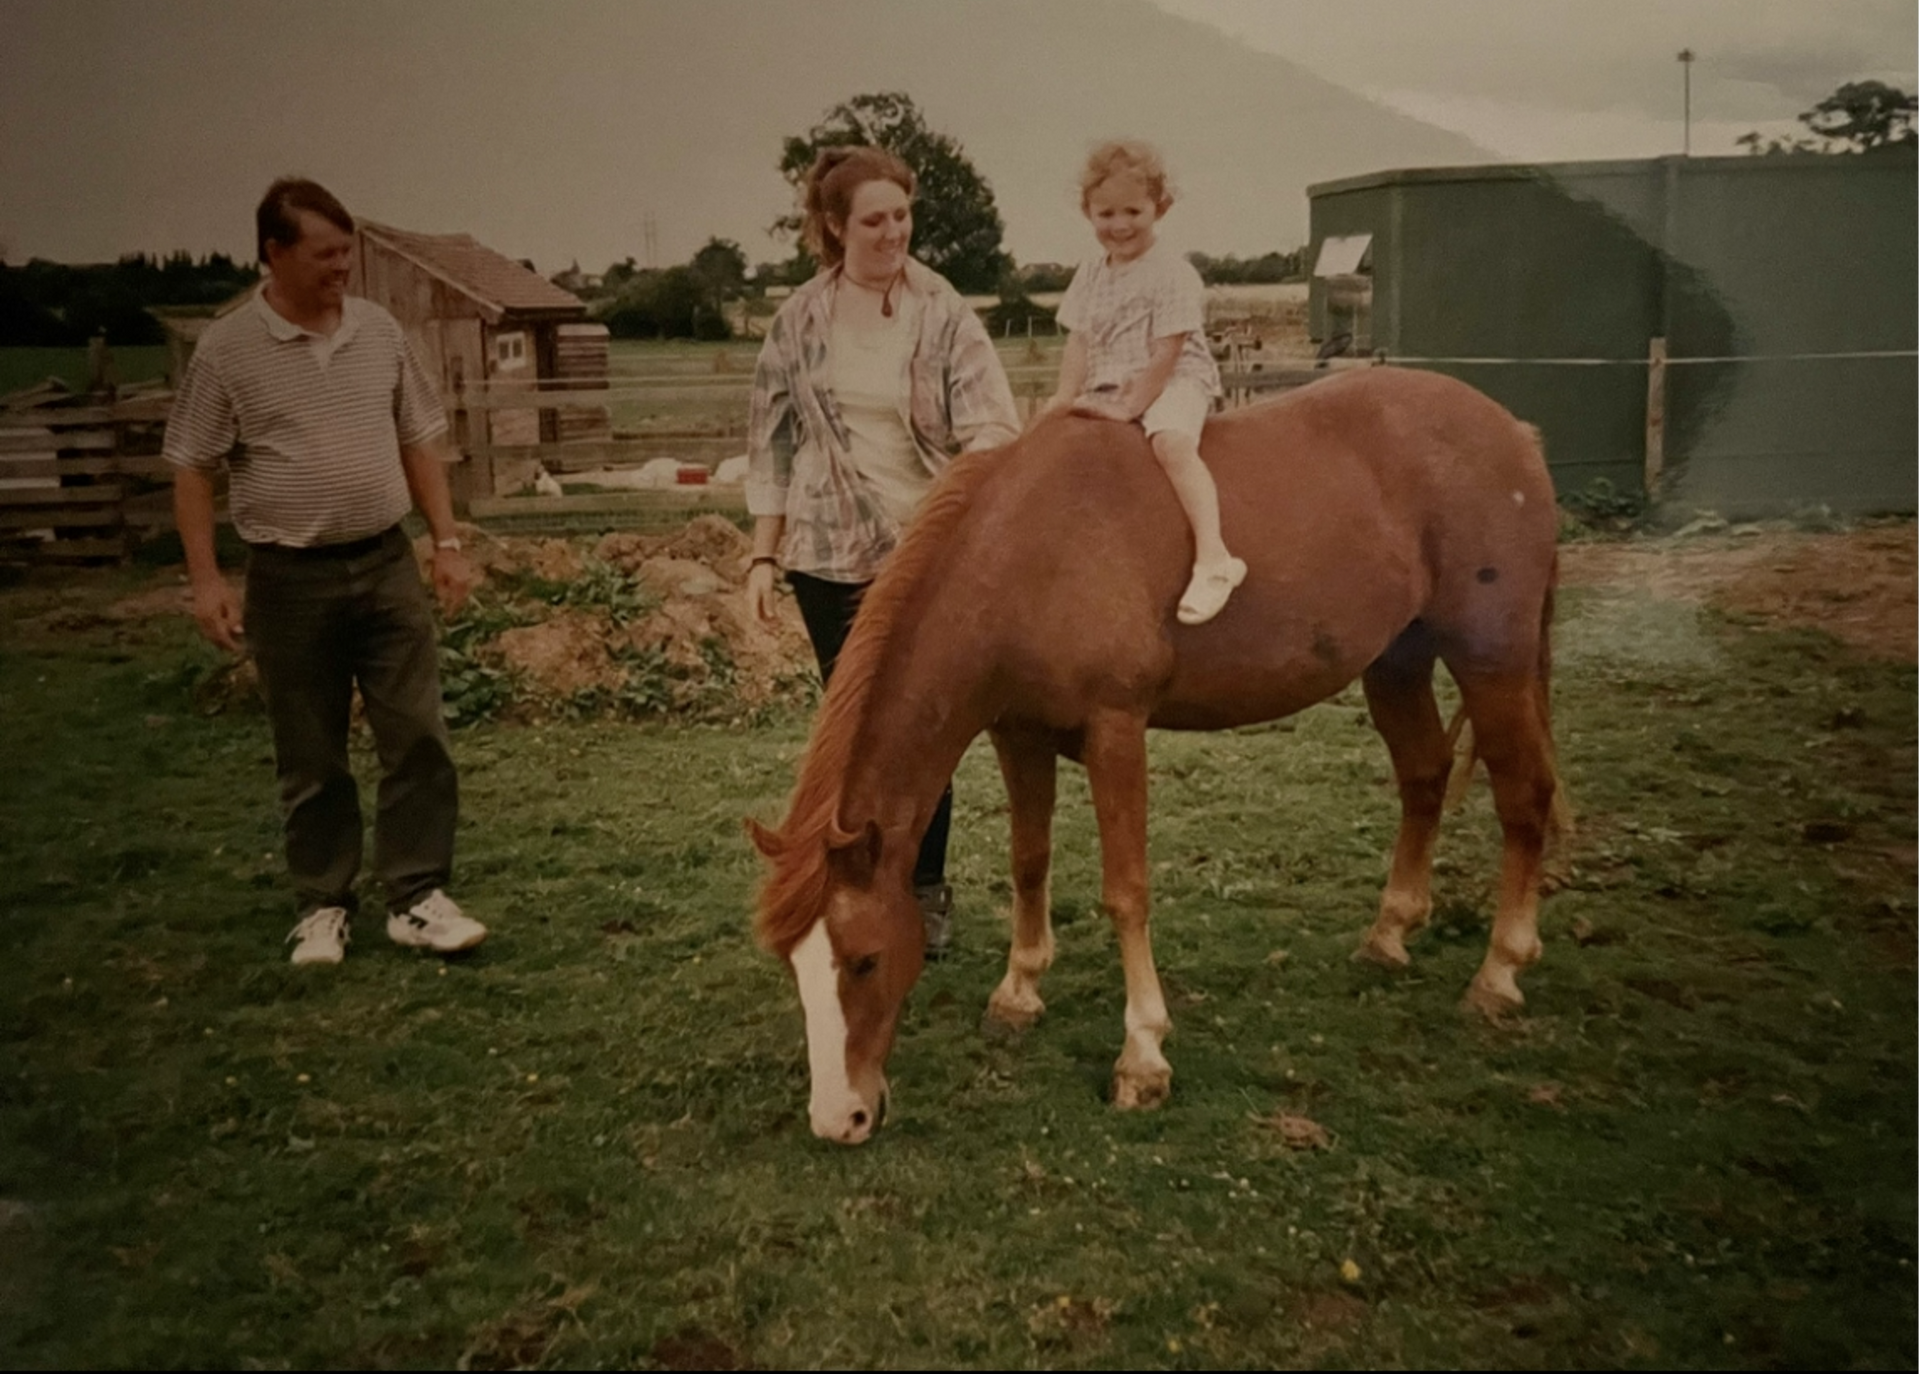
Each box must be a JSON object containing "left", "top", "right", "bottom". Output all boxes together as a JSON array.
[{"left": 1141, "top": 376, "right": 1213, "bottom": 442}]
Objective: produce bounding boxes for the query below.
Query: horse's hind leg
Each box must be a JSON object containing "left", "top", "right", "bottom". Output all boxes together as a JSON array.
[
  {"left": 1083, "top": 709, "right": 1172, "bottom": 1110},
  {"left": 986, "top": 725, "right": 1058, "bottom": 1031},
  {"left": 1357, "top": 644, "right": 1452, "bottom": 968},
  {"left": 1449, "top": 668, "right": 1558, "bottom": 1016}
]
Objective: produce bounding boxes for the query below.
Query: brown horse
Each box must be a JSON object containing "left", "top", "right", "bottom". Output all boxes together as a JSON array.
[{"left": 749, "top": 366, "right": 1565, "bottom": 1145}]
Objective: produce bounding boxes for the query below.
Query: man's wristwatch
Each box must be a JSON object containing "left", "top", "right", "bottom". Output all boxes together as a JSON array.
[{"left": 434, "top": 536, "right": 463, "bottom": 553}]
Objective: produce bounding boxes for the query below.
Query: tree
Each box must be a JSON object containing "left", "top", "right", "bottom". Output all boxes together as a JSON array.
[
  {"left": 1803, "top": 80, "right": 1916, "bottom": 152},
  {"left": 688, "top": 237, "right": 747, "bottom": 310},
  {"left": 1739, "top": 80, "right": 1916, "bottom": 155},
  {"left": 600, "top": 266, "right": 730, "bottom": 341},
  {"left": 774, "top": 91, "right": 1012, "bottom": 293}
]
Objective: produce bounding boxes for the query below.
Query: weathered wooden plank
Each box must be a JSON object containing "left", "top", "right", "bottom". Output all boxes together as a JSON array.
[
  {"left": 1, "top": 535, "right": 132, "bottom": 561},
  {"left": 0, "top": 505, "right": 124, "bottom": 529},
  {"left": 0, "top": 405, "right": 118, "bottom": 425},
  {"left": 111, "top": 395, "right": 177, "bottom": 422},
  {"left": 0, "top": 483, "right": 124, "bottom": 506},
  {"left": 0, "top": 429, "right": 116, "bottom": 454},
  {"left": 0, "top": 456, "right": 176, "bottom": 479}
]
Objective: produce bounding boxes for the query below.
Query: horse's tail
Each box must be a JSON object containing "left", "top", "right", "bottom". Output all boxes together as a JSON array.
[
  {"left": 1443, "top": 552, "right": 1573, "bottom": 847},
  {"left": 1536, "top": 555, "right": 1574, "bottom": 845}
]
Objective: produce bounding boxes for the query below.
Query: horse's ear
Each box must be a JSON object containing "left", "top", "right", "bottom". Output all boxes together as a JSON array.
[{"left": 744, "top": 816, "right": 781, "bottom": 858}]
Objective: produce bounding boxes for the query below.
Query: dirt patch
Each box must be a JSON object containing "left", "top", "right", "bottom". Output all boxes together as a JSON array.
[
  {"left": 1558, "top": 522, "right": 1915, "bottom": 662},
  {"left": 429, "top": 515, "right": 815, "bottom": 721}
]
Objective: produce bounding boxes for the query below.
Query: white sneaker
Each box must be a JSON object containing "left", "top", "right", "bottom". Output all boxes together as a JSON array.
[
  {"left": 287, "top": 907, "right": 351, "bottom": 965},
  {"left": 387, "top": 889, "right": 488, "bottom": 954}
]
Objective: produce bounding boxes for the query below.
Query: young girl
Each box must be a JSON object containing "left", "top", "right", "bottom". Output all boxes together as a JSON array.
[{"left": 1043, "top": 140, "right": 1245, "bottom": 625}]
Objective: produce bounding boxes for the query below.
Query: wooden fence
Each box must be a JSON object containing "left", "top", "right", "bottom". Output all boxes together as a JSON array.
[
  {"left": 450, "top": 359, "right": 1352, "bottom": 528},
  {"left": 0, "top": 358, "right": 1364, "bottom": 560},
  {"left": 0, "top": 391, "right": 174, "bottom": 564}
]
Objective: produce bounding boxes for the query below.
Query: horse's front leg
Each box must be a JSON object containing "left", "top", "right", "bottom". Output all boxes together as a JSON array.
[
  {"left": 985, "top": 725, "right": 1058, "bottom": 1031},
  {"left": 1083, "top": 709, "right": 1171, "bottom": 1110}
]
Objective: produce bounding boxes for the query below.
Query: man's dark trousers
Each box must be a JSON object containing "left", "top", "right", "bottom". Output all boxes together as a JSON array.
[{"left": 244, "top": 526, "right": 457, "bottom": 917}]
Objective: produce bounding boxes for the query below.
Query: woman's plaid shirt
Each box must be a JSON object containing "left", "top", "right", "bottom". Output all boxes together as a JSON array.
[{"left": 746, "top": 259, "right": 1019, "bottom": 582}]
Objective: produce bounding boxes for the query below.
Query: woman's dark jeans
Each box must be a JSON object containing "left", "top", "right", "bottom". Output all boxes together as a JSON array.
[{"left": 786, "top": 570, "right": 952, "bottom": 889}]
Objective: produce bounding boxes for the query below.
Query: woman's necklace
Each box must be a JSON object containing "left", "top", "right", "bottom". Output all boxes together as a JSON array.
[{"left": 842, "top": 268, "right": 903, "bottom": 318}]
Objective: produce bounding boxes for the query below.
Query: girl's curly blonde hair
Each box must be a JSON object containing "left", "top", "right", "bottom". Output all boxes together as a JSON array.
[{"left": 1079, "top": 140, "right": 1174, "bottom": 214}]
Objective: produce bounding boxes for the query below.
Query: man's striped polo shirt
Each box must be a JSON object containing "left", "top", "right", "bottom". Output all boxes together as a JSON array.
[{"left": 163, "top": 288, "right": 448, "bottom": 548}]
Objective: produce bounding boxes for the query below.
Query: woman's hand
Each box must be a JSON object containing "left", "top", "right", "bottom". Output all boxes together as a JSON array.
[{"left": 747, "top": 559, "right": 781, "bottom": 624}]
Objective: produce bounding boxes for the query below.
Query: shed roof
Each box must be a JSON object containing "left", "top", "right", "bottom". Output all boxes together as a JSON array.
[
  {"left": 1306, "top": 151, "right": 1915, "bottom": 200},
  {"left": 360, "top": 222, "right": 585, "bottom": 321}
]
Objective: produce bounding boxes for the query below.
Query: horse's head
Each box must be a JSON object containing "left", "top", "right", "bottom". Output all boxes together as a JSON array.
[{"left": 749, "top": 815, "right": 925, "bottom": 1145}]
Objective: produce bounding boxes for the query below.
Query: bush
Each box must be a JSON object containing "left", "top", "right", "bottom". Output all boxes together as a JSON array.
[{"left": 600, "top": 266, "right": 731, "bottom": 341}]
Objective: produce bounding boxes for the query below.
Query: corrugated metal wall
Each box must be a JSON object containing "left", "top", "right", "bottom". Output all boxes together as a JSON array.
[{"left": 1307, "top": 155, "right": 1917, "bottom": 516}]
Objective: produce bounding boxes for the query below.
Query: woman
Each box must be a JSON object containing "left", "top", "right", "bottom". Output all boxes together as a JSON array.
[{"left": 746, "top": 145, "right": 1020, "bottom": 958}]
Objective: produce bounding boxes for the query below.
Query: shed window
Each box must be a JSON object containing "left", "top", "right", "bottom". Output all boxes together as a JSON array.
[
  {"left": 494, "top": 331, "right": 529, "bottom": 372},
  {"left": 1313, "top": 234, "right": 1373, "bottom": 277}
]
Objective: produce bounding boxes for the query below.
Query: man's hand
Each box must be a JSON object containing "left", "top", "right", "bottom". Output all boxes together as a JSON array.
[
  {"left": 190, "top": 576, "right": 245, "bottom": 654},
  {"left": 430, "top": 546, "right": 482, "bottom": 617}
]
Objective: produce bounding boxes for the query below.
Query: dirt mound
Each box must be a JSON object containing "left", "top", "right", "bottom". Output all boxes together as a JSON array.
[
  {"left": 416, "top": 515, "right": 816, "bottom": 721},
  {"left": 1559, "top": 522, "right": 1915, "bottom": 661}
]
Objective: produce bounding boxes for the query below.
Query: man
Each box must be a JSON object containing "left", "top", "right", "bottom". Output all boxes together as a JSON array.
[{"left": 165, "top": 177, "right": 487, "bottom": 965}]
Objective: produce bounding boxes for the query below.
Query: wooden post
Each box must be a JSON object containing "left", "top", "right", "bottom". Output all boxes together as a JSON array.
[
  {"left": 87, "top": 333, "right": 115, "bottom": 400},
  {"left": 1644, "top": 336, "right": 1667, "bottom": 496},
  {"left": 454, "top": 357, "right": 492, "bottom": 504}
]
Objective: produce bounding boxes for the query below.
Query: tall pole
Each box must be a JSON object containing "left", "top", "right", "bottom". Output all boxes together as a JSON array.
[{"left": 1677, "top": 48, "right": 1695, "bottom": 155}]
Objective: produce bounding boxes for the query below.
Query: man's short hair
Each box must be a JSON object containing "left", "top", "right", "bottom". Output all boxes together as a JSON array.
[{"left": 255, "top": 178, "right": 354, "bottom": 262}]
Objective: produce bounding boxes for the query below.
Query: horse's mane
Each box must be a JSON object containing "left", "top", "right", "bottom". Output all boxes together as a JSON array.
[{"left": 751, "top": 439, "right": 1011, "bottom": 955}]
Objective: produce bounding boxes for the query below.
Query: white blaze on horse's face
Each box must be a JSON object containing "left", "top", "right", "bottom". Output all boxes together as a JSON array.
[
  {"left": 788, "top": 886, "right": 922, "bottom": 1145},
  {"left": 791, "top": 919, "right": 879, "bottom": 1144}
]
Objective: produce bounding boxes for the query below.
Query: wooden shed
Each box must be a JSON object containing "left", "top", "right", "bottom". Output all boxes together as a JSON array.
[{"left": 349, "top": 222, "right": 611, "bottom": 451}]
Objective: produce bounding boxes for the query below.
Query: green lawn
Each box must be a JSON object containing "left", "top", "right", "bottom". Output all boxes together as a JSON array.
[
  {"left": 0, "top": 346, "right": 172, "bottom": 398},
  {"left": 0, "top": 552, "right": 1913, "bottom": 1368}
]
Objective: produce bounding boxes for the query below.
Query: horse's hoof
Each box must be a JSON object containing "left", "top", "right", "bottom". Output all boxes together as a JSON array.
[
  {"left": 1461, "top": 977, "right": 1525, "bottom": 1020},
  {"left": 1112, "top": 1067, "right": 1172, "bottom": 1111},
  {"left": 1354, "top": 933, "right": 1412, "bottom": 969},
  {"left": 984, "top": 990, "right": 1045, "bottom": 1034}
]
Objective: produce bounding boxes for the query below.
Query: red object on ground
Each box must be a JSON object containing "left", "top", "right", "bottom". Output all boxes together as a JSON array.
[{"left": 676, "top": 467, "right": 709, "bottom": 485}]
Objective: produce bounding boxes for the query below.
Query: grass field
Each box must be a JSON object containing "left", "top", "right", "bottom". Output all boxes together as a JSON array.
[
  {"left": 0, "top": 541, "right": 1912, "bottom": 1369},
  {"left": 599, "top": 338, "right": 1066, "bottom": 436},
  {"left": 0, "top": 346, "right": 172, "bottom": 398}
]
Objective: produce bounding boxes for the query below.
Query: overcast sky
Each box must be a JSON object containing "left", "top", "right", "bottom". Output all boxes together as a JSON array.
[
  {"left": 1157, "top": 0, "right": 1918, "bottom": 160},
  {"left": 2, "top": 0, "right": 1913, "bottom": 269}
]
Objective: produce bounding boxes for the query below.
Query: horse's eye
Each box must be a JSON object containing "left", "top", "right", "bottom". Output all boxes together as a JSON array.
[{"left": 847, "top": 954, "right": 879, "bottom": 979}]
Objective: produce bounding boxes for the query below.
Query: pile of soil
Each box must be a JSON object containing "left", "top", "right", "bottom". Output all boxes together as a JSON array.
[
  {"left": 428, "top": 514, "right": 816, "bottom": 719},
  {"left": 1558, "top": 521, "right": 1915, "bottom": 662}
]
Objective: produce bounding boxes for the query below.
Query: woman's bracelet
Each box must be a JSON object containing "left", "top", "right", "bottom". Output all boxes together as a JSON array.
[{"left": 749, "top": 555, "right": 780, "bottom": 570}]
